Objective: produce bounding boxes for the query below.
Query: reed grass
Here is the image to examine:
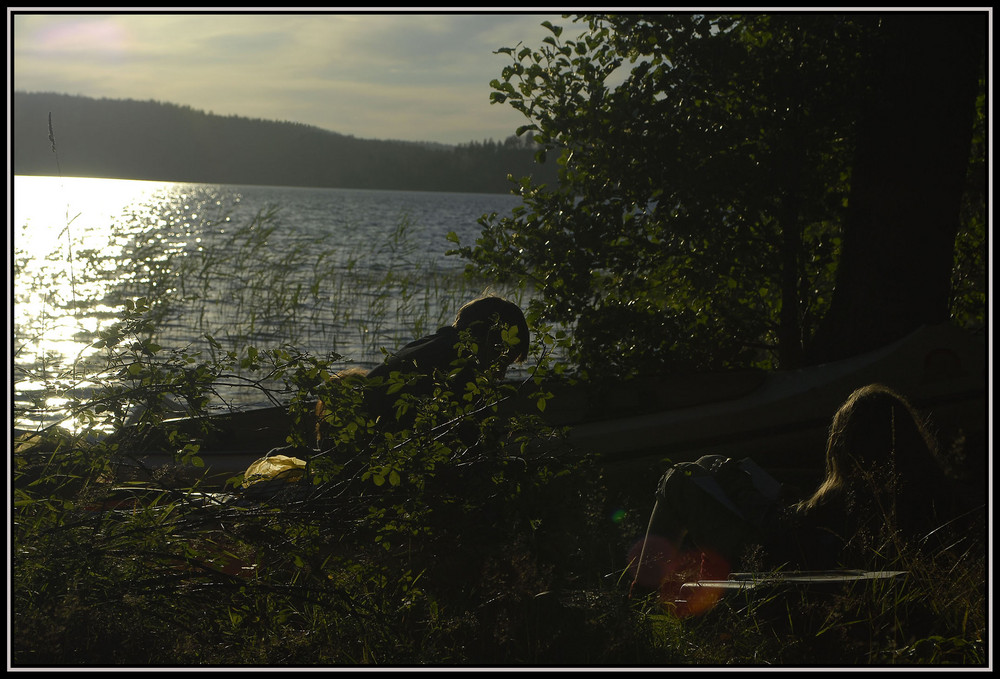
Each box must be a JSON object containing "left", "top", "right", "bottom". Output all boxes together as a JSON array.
[
  {"left": 11, "top": 189, "right": 985, "bottom": 668},
  {"left": 124, "top": 207, "right": 523, "bottom": 374},
  {"left": 15, "top": 197, "right": 527, "bottom": 425}
]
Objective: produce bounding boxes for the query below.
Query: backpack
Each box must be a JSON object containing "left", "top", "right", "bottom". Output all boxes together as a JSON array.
[{"left": 654, "top": 454, "right": 786, "bottom": 564}]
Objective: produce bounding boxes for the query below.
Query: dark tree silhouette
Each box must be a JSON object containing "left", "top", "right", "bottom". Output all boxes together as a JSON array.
[{"left": 807, "top": 13, "right": 985, "bottom": 362}]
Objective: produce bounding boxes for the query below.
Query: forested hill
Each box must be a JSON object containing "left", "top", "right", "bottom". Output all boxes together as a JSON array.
[{"left": 12, "top": 92, "right": 558, "bottom": 193}]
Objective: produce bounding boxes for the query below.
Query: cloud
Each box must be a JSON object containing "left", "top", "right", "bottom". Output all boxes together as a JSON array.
[{"left": 12, "top": 11, "right": 574, "bottom": 144}]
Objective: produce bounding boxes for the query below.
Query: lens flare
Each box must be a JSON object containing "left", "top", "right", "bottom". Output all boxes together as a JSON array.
[{"left": 628, "top": 535, "right": 732, "bottom": 617}]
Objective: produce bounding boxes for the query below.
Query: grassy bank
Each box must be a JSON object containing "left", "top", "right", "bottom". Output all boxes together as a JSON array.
[
  {"left": 12, "top": 210, "right": 987, "bottom": 667},
  {"left": 10, "top": 357, "right": 988, "bottom": 666}
]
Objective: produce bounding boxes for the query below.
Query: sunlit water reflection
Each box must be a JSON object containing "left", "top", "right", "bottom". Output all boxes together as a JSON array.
[{"left": 13, "top": 175, "right": 525, "bottom": 434}]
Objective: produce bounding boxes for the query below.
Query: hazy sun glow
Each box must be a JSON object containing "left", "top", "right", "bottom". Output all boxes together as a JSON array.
[{"left": 32, "top": 16, "right": 134, "bottom": 59}]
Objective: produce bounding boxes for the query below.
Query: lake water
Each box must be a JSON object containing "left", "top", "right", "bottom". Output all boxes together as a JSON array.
[{"left": 13, "top": 175, "right": 528, "bottom": 432}]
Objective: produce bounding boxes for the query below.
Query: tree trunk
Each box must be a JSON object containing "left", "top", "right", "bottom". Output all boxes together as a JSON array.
[
  {"left": 777, "top": 180, "right": 804, "bottom": 369},
  {"left": 805, "top": 13, "right": 984, "bottom": 364}
]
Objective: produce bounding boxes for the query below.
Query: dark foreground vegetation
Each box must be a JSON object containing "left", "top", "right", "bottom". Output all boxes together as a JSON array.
[
  {"left": 11, "top": 299, "right": 988, "bottom": 667},
  {"left": 13, "top": 11, "right": 988, "bottom": 668}
]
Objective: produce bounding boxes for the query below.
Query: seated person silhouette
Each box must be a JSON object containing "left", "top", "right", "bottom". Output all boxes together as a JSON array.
[
  {"left": 316, "top": 295, "right": 529, "bottom": 446},
  {"left": 784, "top": 382, "right": 969, "bottom": 568}
]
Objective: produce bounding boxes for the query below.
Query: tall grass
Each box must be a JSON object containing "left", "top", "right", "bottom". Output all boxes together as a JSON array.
[
  {"left": 123, "top": 207, "right": 340, "bottom": 338},
  {"left": 11, "top": 197, "right": 986, "bottom": 667},
  {"left": 626, "top": 535, "right": 987, "bottom": 665},
  {"left": 127, "top": 208, "right": 526, "bottom": 393},
  {"left": 15, "top": 200, "right": 528, "bottom": 426}
]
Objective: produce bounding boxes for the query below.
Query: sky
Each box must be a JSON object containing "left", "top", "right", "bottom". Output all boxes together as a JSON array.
[{"left": 10, "top": 10, "right": 577, "bottom": 146}]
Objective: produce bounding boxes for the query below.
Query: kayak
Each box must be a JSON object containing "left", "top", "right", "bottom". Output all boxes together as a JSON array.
[
  {"left": 16, "top": 323, "right": 987, "bottom": 486},
  {"left": 131, "top": 323, "right": 992, "bottom": 482},
  {"left": 560, "top": 323, "right": 987, "bottom": 471}
]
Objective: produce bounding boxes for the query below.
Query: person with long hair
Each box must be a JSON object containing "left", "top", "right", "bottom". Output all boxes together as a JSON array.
[
  {"left": 630, "top": 383, "right": 967, "bottom": 602},
  {"left": 788, "top": 383, "right": 962, "bottom": 566}
]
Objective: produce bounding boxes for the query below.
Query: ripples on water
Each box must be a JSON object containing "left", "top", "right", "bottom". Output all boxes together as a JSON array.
[{"left": 13, "top": 176, "right": 526, "bottom": 432}]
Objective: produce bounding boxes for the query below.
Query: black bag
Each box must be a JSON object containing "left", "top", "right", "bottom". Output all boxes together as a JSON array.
[{"left": 655, "top": 455, "right": 785, "bottom": 562}]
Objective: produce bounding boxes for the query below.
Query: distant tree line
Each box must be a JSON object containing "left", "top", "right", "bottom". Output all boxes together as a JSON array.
[{"left": 12, "top": 92, "right": 557, "bottom": 194}]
